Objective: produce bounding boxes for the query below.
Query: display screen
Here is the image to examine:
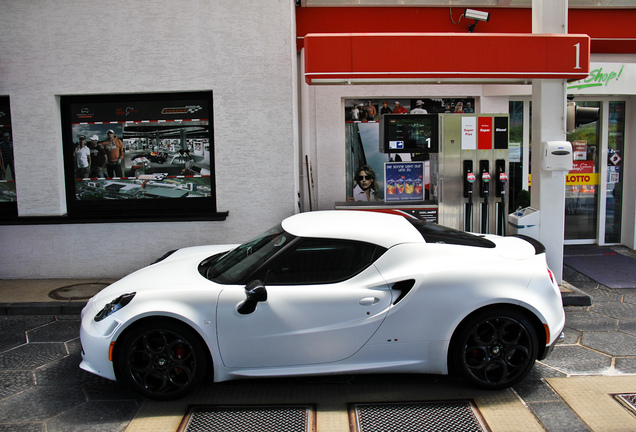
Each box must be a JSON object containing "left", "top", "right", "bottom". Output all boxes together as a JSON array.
[
  {"left": 61, "top": 91, "right": 220, "bottom": 220},
  {"left": 380, "top": 114, "right": 439, "bottom": 154}
]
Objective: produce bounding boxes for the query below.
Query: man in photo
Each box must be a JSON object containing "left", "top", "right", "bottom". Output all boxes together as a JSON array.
[{"left": 102, "top": 129, "right": 125, "bottom": 178}]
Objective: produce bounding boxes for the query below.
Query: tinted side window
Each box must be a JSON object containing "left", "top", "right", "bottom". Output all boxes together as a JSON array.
[{"left": 264, "top": 238, "right": 381, "bottom": 285}]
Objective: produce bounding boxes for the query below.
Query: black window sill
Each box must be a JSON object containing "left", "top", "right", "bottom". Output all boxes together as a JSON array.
[{"left": 0, "top": 211, "right": 229, "bottom": 225}]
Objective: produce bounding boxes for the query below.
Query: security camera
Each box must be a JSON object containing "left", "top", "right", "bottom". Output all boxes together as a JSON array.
[{"left": 464, "top": 9, "right": 490, "bottom": 22}]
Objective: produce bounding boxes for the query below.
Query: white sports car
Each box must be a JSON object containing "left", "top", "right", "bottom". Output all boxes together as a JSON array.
[{"left": 80, "top": 210, "right": 565, "bottom": 400}]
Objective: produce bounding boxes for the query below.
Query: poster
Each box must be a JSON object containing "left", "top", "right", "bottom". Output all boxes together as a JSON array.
[{"left": 385, "top": 162, "right": 424, "bottom": 202}]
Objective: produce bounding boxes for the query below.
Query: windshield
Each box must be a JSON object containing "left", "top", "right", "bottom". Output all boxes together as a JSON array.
[{"left": 205, "top": 224, "right": 294, "bottom": 284}]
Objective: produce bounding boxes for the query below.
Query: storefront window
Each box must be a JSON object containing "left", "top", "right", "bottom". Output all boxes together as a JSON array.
[
  {"left": 0, "top": 96, "right": 16, "bottom": 218},
  {"left": 344, "top": 97, "right": 474, "bottom": 204},
  {"left": 60, "top": 91, "right": 222, "bottom": 221},
  {"left": 565, "top": 101, "right": 601, "bottom": 241},
  {"left": 508, "top": 101, "right": 525, "bottom": 211},
  {"left": 605, "top": 101, "right": 625, "bottom": 243}
]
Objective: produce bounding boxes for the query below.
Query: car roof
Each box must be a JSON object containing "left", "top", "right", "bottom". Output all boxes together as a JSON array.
[{"left": 281, "top": 210, "right": 422, "bottom": 248}]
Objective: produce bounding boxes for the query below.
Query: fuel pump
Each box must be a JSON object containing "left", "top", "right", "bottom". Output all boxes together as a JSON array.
[
  {"left": 479, "top": 160, "right": 490, "bottom": 234},
  {"left": 463, "top": 160, "right": 476, "bottom": 232},
  {"left": 437, "top": 113, "right": 509, "bottom": 234},
  {"left": 495, "top": 159, "right": 508, "bottom": 236}
]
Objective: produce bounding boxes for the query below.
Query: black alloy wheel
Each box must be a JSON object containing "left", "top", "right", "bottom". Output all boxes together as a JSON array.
[
  {"left": 118, "top": 319, "right": 207, "bottom": 400},
  {"left": 451, "top": 308, "right": 538, "bottom": 389}
]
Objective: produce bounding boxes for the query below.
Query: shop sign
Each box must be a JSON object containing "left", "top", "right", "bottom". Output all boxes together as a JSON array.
[
  {"left": 566, "top": 160, "right": 597, "bottom": 186},
  {"left": 568, "top": 63, "right": 636, "bottom": 95}
]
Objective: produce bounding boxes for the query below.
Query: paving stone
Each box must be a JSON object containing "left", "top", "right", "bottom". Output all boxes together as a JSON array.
[
  {"left": 44, "top": 400, "right": 140, "bottom": 432},
  {"left": 0, "top": 423, "right": 45, "bottom": 432},
  {"left": 564, "top": 310, "right": 618, "bottom": 332},
  {"left": 514, "top": 364, "right": 566, "bottom": 403},
  {"left": 542, "top": 345, "right": 612, "bottom": 375},
  {"left": 0, "top": 386, "right": 85, "bottom": 423},
  {"left": 562, "top": 326, "right": 582, "bottom": 344},
  {"left": 526, "top": 401, "right": 591, "bottom": 432},
  {"left": 26, "top": 320, "right": 80, "bottom": 343},
  {"left": 591, "top": 301, "right": 636, "bottom": 320},
  {"left": 0, "top": 316, "right": 55, "bottom": 352},
  {"left": 582, "top": 331, "right": 636, "bottom": 356},
  {"left": 618, "top": 319, "right": 636, "bottom": 336},
  {"left": 0, "top": 343, "right": 68, "bottom": 370},
  {"left": 620, "top": 289, "right": 636, "bottom": 305},
  {"left": 0, "top": 370, "right": 34, "bottom": 399},
  {"left": 614, "top": 357, "right": 636, "bottom": 374}
]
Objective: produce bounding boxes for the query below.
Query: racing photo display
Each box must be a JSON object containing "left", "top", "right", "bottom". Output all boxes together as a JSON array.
[{"left": 61, "top": 91, "right": 217, "bottom": 219}]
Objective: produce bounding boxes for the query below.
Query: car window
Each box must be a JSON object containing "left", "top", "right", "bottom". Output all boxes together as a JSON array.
[
  {"left": 205, "top": 224, "right": 294, "bottom": 284},
  {"left": 407, "top": 219, "right": 496, "bottom": 248},
  {"left": 263, "top": 238, "right": 384, "bottom": 285}
]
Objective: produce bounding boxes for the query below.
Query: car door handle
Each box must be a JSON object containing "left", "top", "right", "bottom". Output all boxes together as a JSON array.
[{"left": 359, "top": 297, "right": 380, "bottom": 306}]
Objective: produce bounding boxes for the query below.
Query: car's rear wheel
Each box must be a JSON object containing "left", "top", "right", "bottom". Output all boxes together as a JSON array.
[
  {"left": 117, "top": 319, "right": 207, "bottom": 400},
  {"left": 450, "top": 307, "right": 538, "bottom": 389}
]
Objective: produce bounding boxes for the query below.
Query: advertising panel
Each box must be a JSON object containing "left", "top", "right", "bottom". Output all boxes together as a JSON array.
[
  {"left": 385, "top": 162, "right": 424, "bottom": 202},
  {"left": 61, "top": 91, "right": 217, "bottom": 220}
]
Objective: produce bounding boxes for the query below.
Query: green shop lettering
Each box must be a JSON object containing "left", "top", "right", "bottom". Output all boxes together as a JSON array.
[{"left": 568, "top": 65, "right": 624, "bottom": 90}]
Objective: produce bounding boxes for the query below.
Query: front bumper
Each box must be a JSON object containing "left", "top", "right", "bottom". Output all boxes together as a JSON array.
[{"left": 79, "top": 299, "right": 120, "bottom": 381}]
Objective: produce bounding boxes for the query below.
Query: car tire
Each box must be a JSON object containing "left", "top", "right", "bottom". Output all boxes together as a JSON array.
[
  {"left": 117, "top": 319, "right": 207, "bottom": 400},
  {"left": 450, "top": 307, "right": 538, "bottom": 390}
]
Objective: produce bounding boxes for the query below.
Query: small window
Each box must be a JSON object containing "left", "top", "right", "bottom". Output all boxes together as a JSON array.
[
  {"left": 264, "top": 238, "right": 383, "bottom": 285},
  {"left": 407, "top": 219, "right": 496, "bottom": 248}
]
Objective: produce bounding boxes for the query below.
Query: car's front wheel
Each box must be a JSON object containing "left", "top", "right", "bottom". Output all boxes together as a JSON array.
[
  {"left": 450, "top": 307, "right": 538, "bottom": 389},
  {"left": 117, "top": 319, "right": 207, "bottom": 400}
]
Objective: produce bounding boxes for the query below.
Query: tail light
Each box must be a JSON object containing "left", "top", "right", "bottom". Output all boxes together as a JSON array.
[{"left": 547, "top": 268, "right": 556, "bottom": 285}]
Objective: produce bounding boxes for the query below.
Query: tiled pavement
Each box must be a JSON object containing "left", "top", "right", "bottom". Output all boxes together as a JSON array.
[{"left": 2, "top": 252, "right": 636, "bottom": 431}]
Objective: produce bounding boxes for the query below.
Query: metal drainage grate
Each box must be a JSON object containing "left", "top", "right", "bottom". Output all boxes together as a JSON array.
[
  {"left": 351, "top": 400, "right": 488, "bottom": 432},
  {"left": 614, "top": 393, "right": 636, "bottom": 415},
  {"left": 180, "top": 405, "right": 315, "bottom": 432}
]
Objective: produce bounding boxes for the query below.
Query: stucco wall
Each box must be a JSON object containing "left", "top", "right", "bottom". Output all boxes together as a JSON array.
[{"left": 0, "top": 0, "right": 299, "bottom": 278}]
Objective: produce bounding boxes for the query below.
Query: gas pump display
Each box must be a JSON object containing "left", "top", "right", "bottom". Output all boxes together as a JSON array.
[{"left": 380, "top": 114, "right": 439, "bottom": 154}]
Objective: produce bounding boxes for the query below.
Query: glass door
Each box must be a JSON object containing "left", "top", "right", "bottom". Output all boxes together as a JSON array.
[
  {"left": 563, "top": 99, "right": 626, "bottom": 245},
  {"left": 565, "top": 101, "right": 601, "bottom": 242},
  {"left": 604, "top": 101, "right": 625, "bottom": 244}
]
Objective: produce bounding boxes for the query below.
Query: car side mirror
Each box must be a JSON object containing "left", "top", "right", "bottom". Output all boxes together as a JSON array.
[{"left": 237, "top": 280, "right": 267, "bottom": 315}]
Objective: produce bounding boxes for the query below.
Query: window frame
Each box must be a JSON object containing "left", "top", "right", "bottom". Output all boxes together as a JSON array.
[{"left": 60, "top": 91, "right": 225, "bottom": 222}]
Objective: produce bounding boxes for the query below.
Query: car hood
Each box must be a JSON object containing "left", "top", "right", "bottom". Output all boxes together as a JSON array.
[{"left": 90, "top": 244, "right": 237, "bottom": 304}]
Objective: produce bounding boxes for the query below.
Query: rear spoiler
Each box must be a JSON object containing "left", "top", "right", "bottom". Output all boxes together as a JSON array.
[{"left": 514, "top": 235, "right": 546, "bottom": 255}]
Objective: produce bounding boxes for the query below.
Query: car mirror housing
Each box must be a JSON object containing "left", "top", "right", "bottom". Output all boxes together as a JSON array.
[{"left": 237, "top": 280, "right": 267, "bottom": 315}]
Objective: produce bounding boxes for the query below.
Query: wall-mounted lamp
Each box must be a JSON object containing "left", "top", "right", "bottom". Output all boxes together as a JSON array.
[{"left": 464, "top": 9, "right": 490, "bottom": 33}]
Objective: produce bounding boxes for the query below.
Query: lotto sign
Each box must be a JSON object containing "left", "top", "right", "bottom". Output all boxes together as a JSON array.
[{"left": 566, "top": 173, "right": 598, "bottom": 186}]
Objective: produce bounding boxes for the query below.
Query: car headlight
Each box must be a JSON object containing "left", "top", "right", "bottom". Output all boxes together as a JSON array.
[{"left": 94, "top": 292, "right": 136, "bottom": 322}]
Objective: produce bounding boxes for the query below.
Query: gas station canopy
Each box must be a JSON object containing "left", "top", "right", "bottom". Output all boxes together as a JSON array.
[{"left": 304, "top": 33, "right": 590, "bottom": 84}]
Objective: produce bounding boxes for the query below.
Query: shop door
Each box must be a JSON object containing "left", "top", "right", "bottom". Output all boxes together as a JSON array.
[{"left": 564, "top": 101, "right": 625, "bottom": 244}]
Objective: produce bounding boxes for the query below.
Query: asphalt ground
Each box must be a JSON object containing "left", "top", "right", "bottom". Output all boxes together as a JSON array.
[{"left": 1, "top": 248, "right": 636, "bottom": 431}]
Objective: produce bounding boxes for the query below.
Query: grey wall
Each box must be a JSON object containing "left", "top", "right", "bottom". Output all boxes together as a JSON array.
[{"left": 0, "top": 0, "right": 299, "bottom": 278}]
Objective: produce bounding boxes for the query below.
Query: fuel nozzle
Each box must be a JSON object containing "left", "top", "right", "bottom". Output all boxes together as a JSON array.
[
  {"left": 481, "top": 171, "right": 491, "bottom": 183},
  {"left": 499, "top": 172, "right": 508, "bottom": 184},
  {"left": 467, "top": 172, "right": 476, "bottom": 184}
]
